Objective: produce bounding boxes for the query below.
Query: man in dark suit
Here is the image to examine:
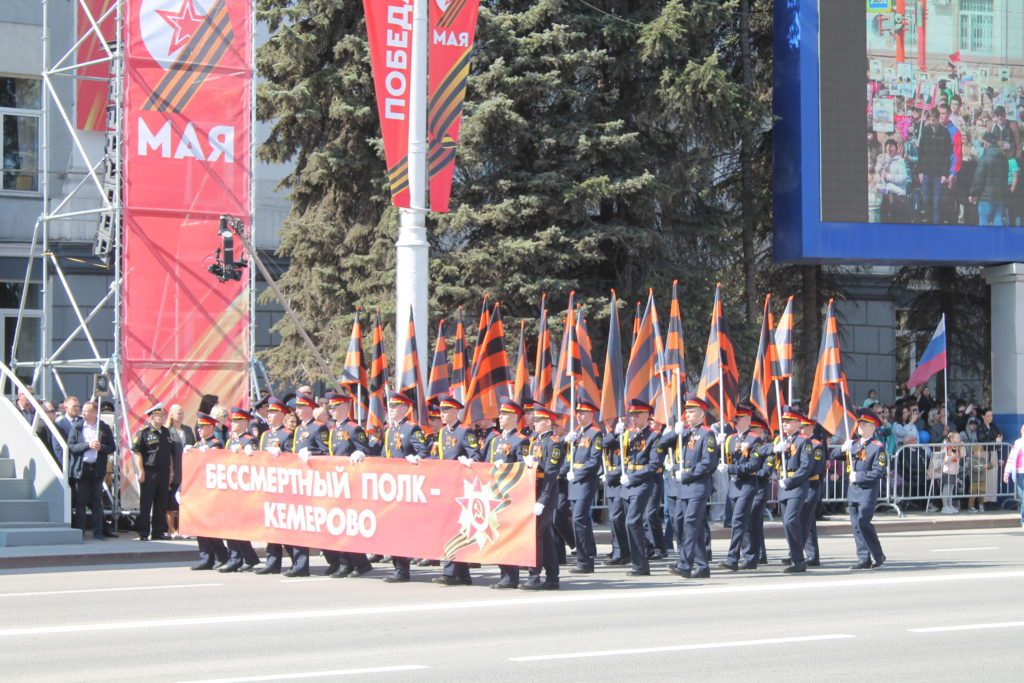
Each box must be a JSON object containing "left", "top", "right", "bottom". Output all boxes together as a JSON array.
[
  {"left": 52, "top": 396, "right": 82, "bottom": 472},
  {"left": 67, "top": 401, "right": 116, "bottom": 540}
]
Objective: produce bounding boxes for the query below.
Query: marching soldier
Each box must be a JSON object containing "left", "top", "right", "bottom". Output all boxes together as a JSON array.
[
  {"left": 747, "top": 420, "right": 777, "bottom": 569},
  {"left": 255, "top": 397, "right": 293, "bottom": 575},
  {"left": 564, "top": 400, "right": 604, "bottom": 574},
  {"left": 799, "top": 415, "right": 826, "bottom": 567},
  {"left": 666, "top": 394, "right": 718, "bottom": 579},
  {"left": 283, "top": 392, "right": 329, "bottom": 578},
  {"left": 719, "top": 414, "right": 770, "bottom": 571},
  {"left": 487, "top": 398, "right": 529, "bottom": 589},
  {"left": 190, "top": 412, "right": 230, "bottom": 570},
  {"left": 842, "top": 409, "right": 887, "bottom": 569},
  {"left": 432, "top": 395, "right": 482, "bottom": 586},
  {"left": 324, "top": 391, "right": 377, "bottom": 578},
  {"left": 520, "top": 405, "right": 566, "bottom": 590},
  {"left": 602, "top": 414, "right": 630, "bottom": 568},
  {"left": 218, "top": 407, "right": 261, "bottom": 572},
  {"left": 644, "top": 414, "right": 669, "bottom": 561},
  {"left": 775, "top": 406, "right": 813, "bottom": 573},
  {"left": 131, "top": 403, "right": 174, "bottom": 541},
  {"left": 380, "top": 392, "right": 430, "bottom": 583}
]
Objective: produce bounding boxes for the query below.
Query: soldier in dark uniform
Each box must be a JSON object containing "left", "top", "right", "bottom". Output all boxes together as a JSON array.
[
  {"left": 775, "top": 406, "right": 813, "bottom": 574},
  {"left": 747, "top": 420, "right": 777, "bottom": 569},
  {"left": 248, "top": 394, "right": 270, "bottom": 441},
  {"left": 487, "top": 398, "right": 529, "bottom": 589},
  {"left": 219, "top": 407, "right": 260, "bottom": 572},
  {"left": 799, "top": 415, "right": 826, "bottom": 567},
  {"left": 602, "top": 412, "right": 630, "bottom": 567},
  {"left": 381, "top": 392, "right": 430, "bottom": 583},
  {"left": 284, "top": 392, "right": 329, "bottom": 577},
  {"left": 843, "top": 410, "right": 888, "bottom": 569},
  {"left": 131, "top": 403, "right": 174, "bottom": 541},
  {"left": 644, "top": 413, "right": 669, "bottom": 561},
  {"left": 432, "top": 395, "right": 482, "bottom": 586},
  {"left": 565, "top": 400, "right": 604, "bottom": 574},
  {"left": 190, "top": 412, "right": 230, "bottom": 570},
  {"left": 521, "top": 405, "right": 566, "bottom": 590},
  {"left": 665, "top": 394, "right": 718, "bottom": 578},
  {"left": 412, "top": 400, "right": 443, "bottom": 569},
  {"left": 553, "top": 413, "right": 575, "bottom": 567},
  {"left": 255, "top": 397, "right": 293, "bottom": 575},
  {"left": 719, "top": 415, "right": 770, "bottom": 571},
  {"left": 603, "top": 399, "right": 669, "bottom": 577}
]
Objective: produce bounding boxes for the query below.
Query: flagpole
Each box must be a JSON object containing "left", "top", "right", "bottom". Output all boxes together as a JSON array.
[
  {"left": 357, "top": 384, "right": 363, "bottom": 425},
  {"left": 941, "top": 313, "right": 949, "bottom": 428},
  {"left": 773, "top": 379, "right": 784, "bottom": 439}
]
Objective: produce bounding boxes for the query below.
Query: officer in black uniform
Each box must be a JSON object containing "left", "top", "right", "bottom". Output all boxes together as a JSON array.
[
  {"left": 775, "top": 406, "right": 813, "bottom": 574},
  {"left": 131, "top": 403, "right": 174, "bottom": 541},
  {"left": 487, "top": 398, "right": 529, "bottom": 589},
  {"left": 190, "top": 412, "right": 230, "bottom": 570},
  {"left": 799, "top": 415, "right": 826, "bottom": 567},
  {"left": 381, "top": 391, "right": 430, "bottom": 583},
  {"left": 248, "top": 394, "right": 270, "bottom": 441},
  {"left": 255, "top": 397, "right": 293, "bottom": 575},
  {"left": 565, "top": 399, "right": 604, "bottom": 574},
  {"left": 843, "top": 409, "right": 888, "bottom": 569},
  {"left": 432, "top": 394, "right": 482, "bottom": 586},
  {"left": 324, "top": 391, "right": 377, "bottom": 578},
  {"left": 665, "top": 394, "right": 718, "bottom": 578},
  {"left": 719, "top": 415, "right": 770, "bottom": 571},
  {"left": 284, "top": 392, "right": 329, "bottom": 577},
  {"left": 219, "top": 407, "right": 260, "bottom": 572},
  {"left": 520, "top": 405, "right": 566, "bottom": 590}
]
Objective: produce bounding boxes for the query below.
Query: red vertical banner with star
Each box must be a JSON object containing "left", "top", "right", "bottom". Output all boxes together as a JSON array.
[{"left": 120, "top": 0, "right": 251, "bottom": 482}]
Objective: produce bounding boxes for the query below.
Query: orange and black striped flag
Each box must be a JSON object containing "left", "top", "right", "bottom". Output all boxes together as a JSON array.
[
  {"left": 600, "top": 290, "right": 625, "bottom": 425},
  {"left": 396, "top": 307, "right": 428, "bottom": 424},
  {"left": 575, "top": 315, "right": 601, "bottom": 409},
  {"left": 772, "top": 295, "right": 795, "bottom": 390},
  {"left": 512, "top": 320, "right": 533, "bottom": 406},
  {"left": 463, "top": 302, "right": 512, "bottom": 422},
  {"left": 427, "top": 319, "right": 450, "bottom": 401},
  {"left": 662, "top": 280, "right": 687, "bottom": 382},
  {"left": 532, "top": 295, "right": 554, "bottom": 406},
  {"left": 809, "top": 299, "right": 856, "bottom": 438},
  {"left": 451, "top": 307, "right": 469, "bottom": 402},
  {"left": 750, "top": 295, "right": 779, "bottom": 434},
  {"left": 366, "top": 310, "right": 389, "bottom": 432},
  {"left": 469, "top": 294, "right": 491, "bottom": 379},
  {"left": 551, "top": 293, "right": 576, "bottom": 415},
  {"left": 696, "top": 284, "right": 740, "bottom": 423},
  {"left": 624, "top": 291, "right": 658, "bottom": 405},
  {"left": 631, "top": 300, "right": 642, "bottom": 348},
  {"left": 340, "top": 308, "right": 369, "bottom": 419}
]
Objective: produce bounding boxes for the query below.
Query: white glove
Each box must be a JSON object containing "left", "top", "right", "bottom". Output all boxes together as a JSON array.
[
  {"left": 614, "top": 420, "right": 625, "bottom": 435},
  {"left": 716, "top": 432, "right": 726, "bottom": 446},
  {"left": 266, "top": 446, "right": 281, "bottom": 457},
  {"left": 405, "top": 454, "right": 421, "bottom": 465},
  {"left": 458, "top": 455, "right": 472, "bottom": 467},
  {"left": 773, "top": 440, "right": 787, "bottom": 454},
  {"left": 492, "top": 458, "right": 505, "bottom": 465},
  {"left": 183, "top": 444, "right": 193, "bottom": 452},
  {"left": 230, "top": 443, "right": 240, "bottom": 453},
  {"left": 716, "top": 461, "right": 727, "bottom": 472},
  {"left": 175, "top": 490, "right": 181, "bottom": 504},
  {"left": 351, "top": 450, "right": 366, "bottom": 464},
  {"left": 621, "top": 473, "right": 631, "bottom": 487},
  {"left": 565, "top": 430, "right": 579, "bottom": 443},
  {"left": 841, "top": 439, "right": 853, "bottom": 454},
  {"left": 297, "top": 447, "right": 310, "bottom": 463},
  {"left": 710, "top": 422, "right": 721, "bottom": 434},
  {"left": 524, "top": 455, "right": 536, "bottom": 468},
  {"left": 243, "top": 444, "right": 254, "bottom": 456},
  {"left": 567, "top": 469, "right": 576, "bottom": 482},
  {"left": 849, "top": 472, "right": 858, "bottom": 483},
  {"left": 533, "top": 502, "right": 544, "bottom": 516},
  {"left": 674, "top": 421, "right": 686, "bottom": 435},
  {"left": 778, "top": 478, "right": 789, "bottom": 490},
  {"left": 676, "top": 469, "right": 684, "bottom": 482}
]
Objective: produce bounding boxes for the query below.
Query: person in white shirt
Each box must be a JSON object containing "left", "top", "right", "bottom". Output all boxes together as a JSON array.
[{"left": 67, "top": 402, "right": 115, "bottom": 539}]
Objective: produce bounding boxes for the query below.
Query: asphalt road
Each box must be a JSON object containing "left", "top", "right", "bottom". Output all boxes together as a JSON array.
[{"left": 3, "top": 527, "right": 1023, "bottom": 682}]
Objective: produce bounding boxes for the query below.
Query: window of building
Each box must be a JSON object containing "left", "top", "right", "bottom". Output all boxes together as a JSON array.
[
  {"left": 0, "top": 281, "right": 42, "bottom": 387},
  {"left": 0, "top": 76, "right": 42, "bottom": 194},
  {"left": 960, "top": 0, "right": 995, "bottom": 55}
]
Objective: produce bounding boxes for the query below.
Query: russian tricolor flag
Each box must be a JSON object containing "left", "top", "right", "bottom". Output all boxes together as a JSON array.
[{"left": 907, "top": 315, "right": 947, "bottom": 389}]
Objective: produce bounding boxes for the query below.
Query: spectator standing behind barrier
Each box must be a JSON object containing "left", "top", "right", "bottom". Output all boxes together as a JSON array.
[
  {"left": 970, "top": 132, "right": 1009, "bottom": 226},
  {"left": 940, "top": 431, "right": 964, "bottom": 514},
  {"left": 166, "top": 404, "right": 195, "bottom": 540},
  {"left": 962, "top": 417, "right": 993, "bottom": 513},
  {"left": 978, "top": 407, "right": 1004, "bottom": 510},
  {"left": 1001, "top": 425, "right": 1024, "bottom": 527}
]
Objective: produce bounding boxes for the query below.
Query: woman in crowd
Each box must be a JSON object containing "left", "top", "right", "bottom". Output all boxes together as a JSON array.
[{"left": 166, "top": 404, "right": 195, "bottom": 539}]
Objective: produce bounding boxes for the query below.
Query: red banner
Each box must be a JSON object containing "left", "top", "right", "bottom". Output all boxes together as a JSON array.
[
  {"left": 180, "top": 451, "right": 537, "bottom": 565},
  {"left": 121, "top": 0, "right": 251, "bottom": 435},
  {"left": 76, "top": 0, "right": 117, "bottom": 131},
  {"left": 364, "top": 0, "right": 414, "bottom": 208},
  {"left": 427, "top": 0, "right": 480, "bottom": 213}
]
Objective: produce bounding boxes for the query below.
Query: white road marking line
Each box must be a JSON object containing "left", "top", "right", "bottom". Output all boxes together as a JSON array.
[
  {"left": 179, "top": 665, "right": 429, "bottom": 682},
  {"left": 5, "top": 569, "right": 1024, "bottom": 637},
  {"left": 510, "top": 634, "right": 855, "bottom": 662},
  {"left": 0, "top": 583, "right": 221, "bottom": 599},
  {"left": 929, "top": 546, "right": 999, "bottom": 552},
  {"left": 909, "top": 621, "right": 1024, "bottom": 633}
]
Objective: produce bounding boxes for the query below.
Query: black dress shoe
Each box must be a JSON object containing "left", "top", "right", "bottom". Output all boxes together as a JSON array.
[
  {"left": 459, "top": 576, "right": 473, "bottom": 585},
  {"left": 416, "top": 559, "right": 440, "bottom": 567},
  {"left": 569, "top": 566, "right": 594, "bottom": 574},
  {"left": 603, "top": 557, "right": 629, "bottom": 567},
  {"left": 324, "top": 564, "right": 340, "bottom": 576},
  {"left": 283, "top": 567, "right": 310, "bottom": 578},
  {"left": 783, "top": 563, "right": 807, "bottom": 573},
  {"left": 737, "top": 562, "right": 757, "bottom": 570},
  {"left": 240, "top": 564, "right": 257, "bottom": 572},
  {"left": 543, "top": 581, "right": 560, "bottom": 590},
  {"left": 191, "top": 562, "right": 214, "bottom": 571},
  {"left": 92, "top": 532, "right": 105, "bottom": 540},
  {"left": 650, "top": 550, "right": 667, "bottom": 561},
  {"left": 368, "top": 554, "right": 384, "bottom": 563},
  {"left": 491, "top": 580, "right": 517, "bottom": 590},
  {"left": 383, "top": 572, "right": 410, "bottom": 583},
  {"left": 718, "top": 561, "right": 739, "bottom": 572},
  {"left": 690, "top": 569, "right": 711, "bottom": 579},
  {"left": 254, "top": 565, "right": 281, "bottom": 575},
  {"left": 138, "top": 535, "right": 149, "bottom": 541},
  {"left": 519, "top": 577, "right": 545, "bottom": 591},
  {"left": 152, "top": 533, "right": 172, "bottom": 541},
  {"left": 872, "top": 556, "right": 886, "bottom": 568},
  {"left": 850, "top": 561, "right": 873, "bottom": 570},
  {"left": 352, "top": 565, "right": 374, "bottom": 577},
  {"left": 103, "top": 529, "right": 119, "bottom": 538},
  {"left": 432, "top": 576, "right": 461, "bottom": 586},
  {"left": 807, "top": 559, "right": 821, "bottom": 567},
  {"left": 780, "top": 557, "right": 793, "bottom": 566},
  {"left": 218, "top": 562, "right": 242, "bottom": 573},
  {"left": 626, "top": 569, "right": 651, "bottom": 576},
  {"left": 667, "top": 565, "right": 686, "bottom": 577},
  {"left": 330, "top": 566, "right": 355, "bottom": 579}
]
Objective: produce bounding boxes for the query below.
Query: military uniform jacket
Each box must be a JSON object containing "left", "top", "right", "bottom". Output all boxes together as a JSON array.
[
  {"left": 671, "top": 424, "right": 718, "bottom": 499},
  {"left": 247, "top": 418, "right": 269, "bottom": 441},
  {"left": 486, "top": 430, "right": 527, "bottom": 463},
  {"left": 567, "top": 424, "right": 604, "bottom": 501},
  {"left": 778, "top": 435, "right": 813, "bottom": 500},
  {"left": 197, "top": 435, "right": 224, "bottom": 449},
  {"left": 328, "top": 419, "right": 377, "bottom": 456},
  {"left": 382, "top": 419, "right": 429, "bottom": 459},
  {"left": 436, "top": 421, "right": 482, "bottom": 461},
  {"left": 604, "top": 426, "right": 667, "bottom": 491},
  {"left": 226, "top": 433, "right": 256, "bottom": 449},
  {"left": 529, "top": 430, "right": 565, "bottom": 508},
  {"left": 132, "top": 425, "right": 173, "bottom": 469},
  {"left": 602, "top": 431, "right": 625, "bottom": 496},
  {"left": 725, "top": 431, "right": 767, "bottom": 496},
  {"left": 848, "top": 438, "right": 887, "bottom": 504},
  {"left": 259, "top": 426, "right": 293, "bottom": 452},
  {"left": 809, "top": 438, "right": 827, "bottom": 480},
  {"left": 291, "top": 420, "right": 329, "bottom": 455}
]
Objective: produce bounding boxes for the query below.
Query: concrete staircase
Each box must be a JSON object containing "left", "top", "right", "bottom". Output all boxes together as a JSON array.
[{"left": 0, "top": 455, "right": 82, "bottom": 547}]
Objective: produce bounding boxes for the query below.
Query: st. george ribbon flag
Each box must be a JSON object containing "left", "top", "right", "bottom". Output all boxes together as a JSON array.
[{"left": 180, "top": 450, "right": 537, "bottom": 565}]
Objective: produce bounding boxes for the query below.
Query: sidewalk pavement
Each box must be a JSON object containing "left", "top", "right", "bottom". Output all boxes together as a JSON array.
[{"left": 1, "top": 510, "right": 1020, "bottom": 570}]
